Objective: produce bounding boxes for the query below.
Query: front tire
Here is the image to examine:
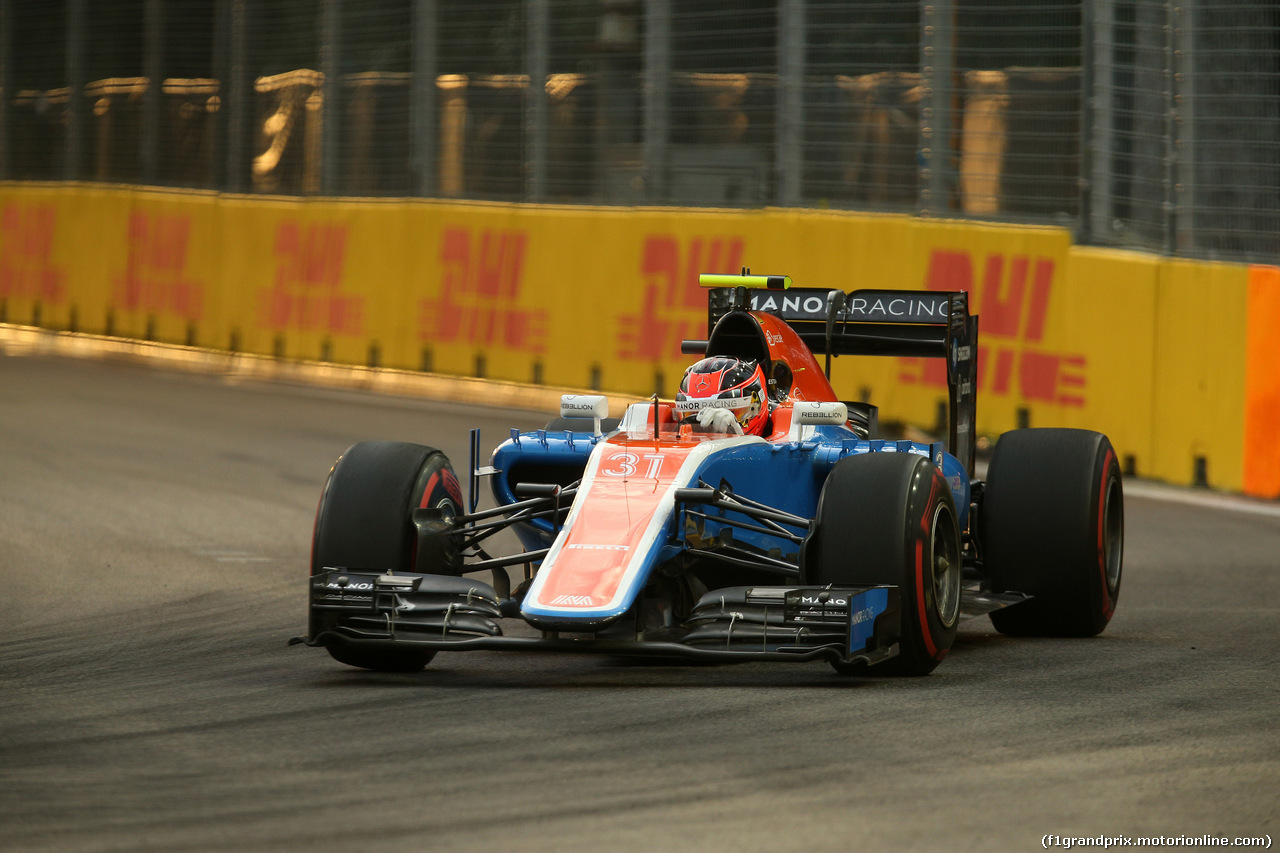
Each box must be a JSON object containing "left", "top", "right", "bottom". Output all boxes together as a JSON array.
[
  {"left": 981, "top": 428, "right": 1123, "bottom": 637},
  {"left": 805, "top": 452, "right": 963, "bottom": 676},
  {"left": 310, "top": 441, "right": 463, "bottom": 671}
]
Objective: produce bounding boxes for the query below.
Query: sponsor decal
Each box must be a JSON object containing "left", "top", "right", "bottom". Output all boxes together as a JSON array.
[
  {"left": 686, "top": 367, "right": 725, "bottom": 397},
  {"left": 749, "top": 293, "right": 828, "bottom": 318},
  {"left": 847, "top": 587, "right": 890, "bottom": 651},
  {"left": 419, "top": 227, "right": 547, "bottom": 353},
  {"left": 319, "top": 593, "right": 372, "bottom": 604},
  {"left": 845, "top": 293, "right": 949, "bottom": 321},
  {"left": 850, "top": 607, "right": 876, "bottom": 626},
  {"left": 672, "top": 397, "right": 740, "bottom": 413},
  {"left": 261, "top": 220, "right": 361, "bottom": 334},
  {"left": 560, "top": 395, "right": 608, "bottom": 418},
  {"left": 114, "top": 211, "right": 205, "bottom": 320},
  {"left": 790, "top": 588, "right": 856, "bottom": 620},
  {"left": 618, "top": 234, "right": 745, "bottom": 361},
  {"left": 420, "top": 468, "right": 463, "bottom": 510},
  {"left": 793, "top": 402, "right": 847, "bottom": 423},
  {"left": 551, "top": 594, "right": 596, "bottom": 606},
  {"left": 0, "top": 203, "right": 66, "bottom": 303},
  {"left": 326, "top": 581, "right": 374, "bottom": 590},
  {"left": 441, "top": 468, "right": 463, "bottom": 506},
  {"left": 566, "top": 544, "right": 630, "bottom": 551},
  {"left": 900, "top": 250, "right": 1087, "bottom": 407},
  {"left": 747, "top": 290, "right": 951, "bottom": 323}
]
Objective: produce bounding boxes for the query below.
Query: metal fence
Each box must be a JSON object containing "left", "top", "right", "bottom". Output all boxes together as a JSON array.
[{"left": 1, "top": 0, "right": 1275, "bottom": 264}]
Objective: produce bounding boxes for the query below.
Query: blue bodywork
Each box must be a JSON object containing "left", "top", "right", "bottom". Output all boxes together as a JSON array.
[{"left": 490, "top": 423, "right": 971, "bottom": 570}]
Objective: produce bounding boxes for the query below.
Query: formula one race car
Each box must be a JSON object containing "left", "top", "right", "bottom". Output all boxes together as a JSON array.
[{"left": 291, "top": 272, "right": 1124, "bottom": 676}]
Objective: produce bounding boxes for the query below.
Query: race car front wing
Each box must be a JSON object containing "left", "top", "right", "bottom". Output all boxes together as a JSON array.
[{"left": 290, "top": 569, "right": 903, "bottom": 667}]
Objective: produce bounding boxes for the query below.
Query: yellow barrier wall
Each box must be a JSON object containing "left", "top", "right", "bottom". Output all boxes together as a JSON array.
[
  {"left": 1150, "top": 259, "right": 1249, "bottom": 490},
  {"left": 2, "top": 182, "right": 1273, "bottom": 495},
  {"left": 1053, "top": 247, "right": 1160, "bottom": 479}
]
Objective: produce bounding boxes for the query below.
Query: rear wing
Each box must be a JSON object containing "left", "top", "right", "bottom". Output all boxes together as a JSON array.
[{"left": 704, "top": 278, "right": 978, "bottom": 476}]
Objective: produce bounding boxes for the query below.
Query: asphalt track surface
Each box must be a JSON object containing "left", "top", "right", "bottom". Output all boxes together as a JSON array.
[{"left": 2, "top": 352, "right": 1277, "bottom": 853}]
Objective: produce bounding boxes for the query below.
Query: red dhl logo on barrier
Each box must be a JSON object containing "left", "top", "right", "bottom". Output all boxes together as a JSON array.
[
  {"left": 0, "top": 204, "right": 65, "bottom": 303},
  {"left": 114, "top": 212, "right": 204, "bottom": 320},
  {"left": 418, "top": 227, "right": 547, "bottom": 352},
  {"left": 261, "top": 222, "right": 363, "bottom": 335},
  {"left": 900, "top": 250, "right": 1086, "bottom": 407},
  {"left": 618, "top": 235, "right": 745, "bottom": 361}
]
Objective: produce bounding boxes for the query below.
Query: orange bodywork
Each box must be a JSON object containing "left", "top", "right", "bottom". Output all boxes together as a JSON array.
[{"left": 751, "top": 311, "right": 840, "bottom": 403}]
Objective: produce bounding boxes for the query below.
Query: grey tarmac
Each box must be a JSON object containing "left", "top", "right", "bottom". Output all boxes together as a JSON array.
[{"left": 1, "top": 352, "right": 1276, "bottom": 853}]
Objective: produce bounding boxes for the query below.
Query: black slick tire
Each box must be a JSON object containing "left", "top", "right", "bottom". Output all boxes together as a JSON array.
[
  {"left": 981, "top": 428, "right": 1123, "bottom": 637},
  {"left": 310, "top": 441, "right": 463, "bottom": 671},
  {"left": 805, "top": 452, "right": 963, "bottom": 676}
]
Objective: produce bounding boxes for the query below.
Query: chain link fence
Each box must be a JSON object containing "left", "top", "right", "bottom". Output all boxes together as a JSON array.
[{"left": 1, "top": 0, "right": 1275, "bottom": 263}]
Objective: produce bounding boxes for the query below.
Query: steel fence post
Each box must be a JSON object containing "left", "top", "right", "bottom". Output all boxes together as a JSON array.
[
  {"left": 1085, "top": 0, "right": 1114, "bottom": 245},
  {"left": 643, "top": 0, "right": 670, "bottom": 204},
  {"left": 65, "top": 0, "right": 85, "bottom": 181},
  {"left": 526, "top": 0, "right": 549, "bottom": 202},
  {"left": 320, "top": 0, "right": 342, "bottom": 195},
  {"left": 920, "top": 0, "right": 955, "bottom": 216},
  {"left": 1167, "top": 0, "right": 1190, "bottom": 256},
  {"left": 142, "top": 0, "right": 162, "bottom": 185},
  {"left": 0, "top": 0, "right": 10, "bottom": 179},
  {"left": 411, "top": 0, "right": 437, "bottom": 198},
  {"left": 221, "top": 0, "right": 248, "bottom": 194},
  {"left": 777, "top": 0, "right": 805, "bottom": 207}
]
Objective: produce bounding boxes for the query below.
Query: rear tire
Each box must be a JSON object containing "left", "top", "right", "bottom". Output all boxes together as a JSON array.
[
  {"left": 310, "top": 441, "right": 463, "bottom": 671},
  {"left": 805, "top": 453, "right": 962, "bottom": 676},
  {"left": 981, "top": 429, "right": 1123, "bottom": 637}
]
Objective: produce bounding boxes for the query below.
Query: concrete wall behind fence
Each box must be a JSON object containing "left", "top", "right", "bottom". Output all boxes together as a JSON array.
[{"left": 2, "top": 182, "right": 1277, "bottom": 497}]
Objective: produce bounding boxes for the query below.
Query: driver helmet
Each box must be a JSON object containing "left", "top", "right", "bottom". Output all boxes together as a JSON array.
[{"left": 676, "top": 357, "right": 770, "bottom": 436}]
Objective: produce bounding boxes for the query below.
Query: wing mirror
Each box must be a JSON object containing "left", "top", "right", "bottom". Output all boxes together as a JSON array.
[
  {"left": 788, "top": 401, "right": 848, "bottom": 441},
  {"left": 560, "top": 395, "right": 609, "bottom": 436}
]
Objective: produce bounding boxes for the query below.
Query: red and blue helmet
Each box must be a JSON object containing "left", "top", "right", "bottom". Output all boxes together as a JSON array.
[{"left": 676, "top": 357, "right": 770, "bottom": 435}]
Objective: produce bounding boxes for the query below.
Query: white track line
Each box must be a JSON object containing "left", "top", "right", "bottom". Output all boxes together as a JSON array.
[
  {"left": 976, "top": 460, "right": 1280, "bottom": 519},
  {"left": 1124, "top": 481, "right": 1280, "bottom": 519}
]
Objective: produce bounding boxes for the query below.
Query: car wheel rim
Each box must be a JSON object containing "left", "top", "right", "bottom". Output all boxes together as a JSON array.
[{"left": 931, "top": 501, "right": 962, "bottom": 628}]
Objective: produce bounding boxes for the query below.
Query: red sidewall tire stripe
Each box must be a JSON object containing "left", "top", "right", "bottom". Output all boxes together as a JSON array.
[
  {"left": 1097, "top": 447, "right": 1116, "bottom": 619},
  {"left": 915, "top": 537, "right": 938, "bottom": 659}
]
